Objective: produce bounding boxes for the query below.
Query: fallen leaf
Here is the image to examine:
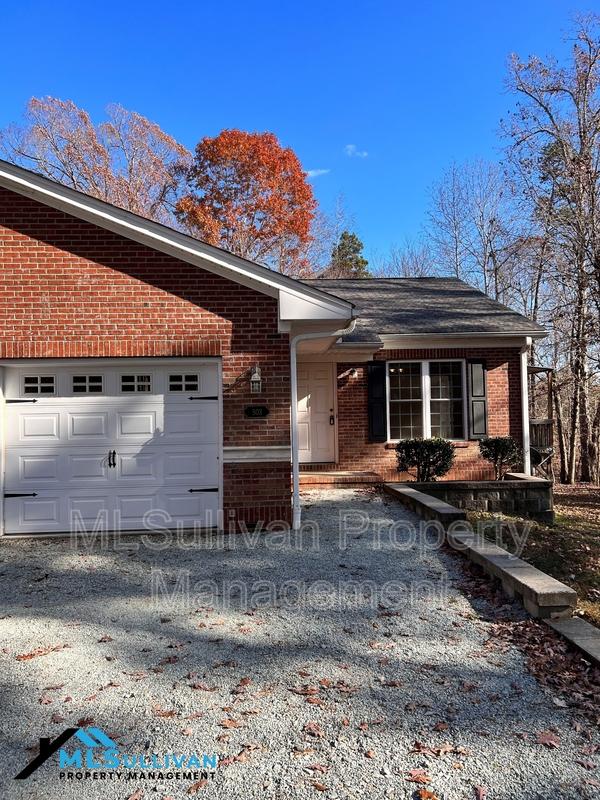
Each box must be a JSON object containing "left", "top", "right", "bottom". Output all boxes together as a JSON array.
[
  {"left": 365, "top": 749, "right": 375, "bottom": 759},
  {"left": 152, "top": 706, "right": 178, "bottom": 719},
  {"left": 219, "top": 718, "right": 242, "bottom": 729},
  {"left": 16, "top": 644, "right": 70, "bottom": 661},
  {"left": 474, "top": 787, "right": 487, "bottom": 800},
  {"left": 536, "top": 730, "right": 560, "bottom": 749},
  {"left": 50, "top": 713, "right": 65, "bottom": 724},
  {"left": 417, "top": 790, "right": 440, "bottom": 800},
  {"left": 307, "top": 764, "right": 329, "bottom": 773},
  {"left": 77, "top": 716, "right": 94, "bottom": 727},
  {"left": 432, "top": 722, "right": 449, "bottom": 732},
  {"left": 126, "top": 791, "right": 143, "bottom": 800},
  {"left": 312, "top": 782, "right": 328, "bottom": 792},
  {"left": 303, "top": 722, "right": 324, "bottom": 739},
  {"left": 187, "top": 780, "right": 208, "bottom": 794},
  {"left": 406, "top": 768, "right": 431, "bottom": 784}
]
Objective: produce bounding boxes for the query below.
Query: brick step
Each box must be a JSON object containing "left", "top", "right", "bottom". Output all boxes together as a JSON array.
[{"left": 299, "top": 470, "right": 383, "bottom": 487}]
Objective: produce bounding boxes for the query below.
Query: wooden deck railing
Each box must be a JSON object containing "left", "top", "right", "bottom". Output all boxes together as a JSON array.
[{"left": 530, "top": 418, "right": 554, "bottom": 451}]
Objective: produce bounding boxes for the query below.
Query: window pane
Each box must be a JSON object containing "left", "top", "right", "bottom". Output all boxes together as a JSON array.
[
  {"left": 389, "top": 401, "right": 423, "bottom": 439},
  {"left": 428, "top": 362, "right": 464, "bottom": 439},
  {"left": 24, "top": 376, "right": 55, "bottom": 395},
  {"left": 389, "top": 363, "right": 423, "bottom": 439},
  {"left": 430, "top": 399, "right": 464, "bottom": 438}
]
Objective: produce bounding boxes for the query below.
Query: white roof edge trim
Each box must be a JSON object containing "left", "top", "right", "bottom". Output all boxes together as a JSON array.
[
  {"left": 0, "top": 161, "right": 353, "bottom": 315},
  {"left": 379, "top": 331, "right": 547, "bottom": 341}
]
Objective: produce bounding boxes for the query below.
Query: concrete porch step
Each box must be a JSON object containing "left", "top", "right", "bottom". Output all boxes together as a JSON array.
[{"left": 300, "top": 470, "right": 383, "bottom": 487}]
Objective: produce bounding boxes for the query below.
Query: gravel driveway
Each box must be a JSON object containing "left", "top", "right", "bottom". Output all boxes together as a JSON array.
[{"left": 0, "top": 488, "right": 597, "bottom": 800}]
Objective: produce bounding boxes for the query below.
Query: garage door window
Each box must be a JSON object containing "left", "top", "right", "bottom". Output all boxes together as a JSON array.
[
  {"left": 121, "top": 374, "right": 152, "bottom": 393},
  {"left": 169, "top": 374, "right": 199, "bottom": 392},
  {"left": 23, "top": 376, "right": 55, "bottom": 395},
  {"left": 73, "top": 375, "right": 103, "bottom": 393}
]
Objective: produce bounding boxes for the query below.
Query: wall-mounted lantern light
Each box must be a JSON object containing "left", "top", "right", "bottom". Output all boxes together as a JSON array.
[{"left": 250, "top": 365, "right": 262, "bottom": 394}]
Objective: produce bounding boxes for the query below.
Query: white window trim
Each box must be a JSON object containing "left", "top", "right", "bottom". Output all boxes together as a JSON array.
[
  {"left": 22, "top": 374, "right": 56, "bottom": 396},
  {"left": 120, "top": 374, "right": 153, "bottom": 393},
  {"left": 386, "top": 359, "right": 468, "bottom": 443}
]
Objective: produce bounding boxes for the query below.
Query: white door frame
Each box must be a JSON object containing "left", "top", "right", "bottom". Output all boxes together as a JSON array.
[
  {"left": 297, "top": 361, "right": 338, "bottom": 464},
  {"left": 0, "top": 356, "right": 223, "bottom": 536}
]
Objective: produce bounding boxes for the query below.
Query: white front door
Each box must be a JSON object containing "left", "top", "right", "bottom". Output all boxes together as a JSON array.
[
  {"left": 3, "top": 360, "right": 221, "bottom": 534},
  {"left": 297, "top": 364, "right": 335, "bottom": 463}
]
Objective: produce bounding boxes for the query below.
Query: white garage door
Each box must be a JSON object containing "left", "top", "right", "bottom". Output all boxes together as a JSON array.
[{"left": 3, "top": 361, "right": 221, "bottom": 534}]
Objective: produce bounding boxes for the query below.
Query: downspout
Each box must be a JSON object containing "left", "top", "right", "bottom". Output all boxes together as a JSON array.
[
  {"left": 290, "top": 319, "right": 356, "bottom": 530},
  {"left": 520, "top": 338, "right": 532, "bottom": 476}
]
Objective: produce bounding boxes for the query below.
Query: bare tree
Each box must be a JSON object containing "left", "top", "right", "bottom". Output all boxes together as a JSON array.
[
  {"left": 506, "top": 14, "right": 600, "bottom": 483},
  {"left": 0, "top": 97, "right": 190, "bottom": 226},
  {"left": 375, "top": 238, "right": 435, "bottom": 277}
]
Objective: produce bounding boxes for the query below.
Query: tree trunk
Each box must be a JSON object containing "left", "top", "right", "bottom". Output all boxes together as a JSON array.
[{"left": 554, "top": 386, "right": 569, "bottom": 484}]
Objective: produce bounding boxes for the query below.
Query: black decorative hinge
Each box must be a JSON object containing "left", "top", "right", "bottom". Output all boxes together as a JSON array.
[
  {"left": 188, "top": 488, "right": 219, "bottom": 493},
  {"left": 6, "top": 399, "right": 38, "bottom": 404},
  {"left": 188, "top": 396, "right": 218, "bottom": 401},
  {"left": 4, "top": 492, "right": 38, "bottom": 498}
]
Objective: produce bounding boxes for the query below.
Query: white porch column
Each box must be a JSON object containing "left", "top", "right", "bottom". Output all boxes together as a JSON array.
[{"left": 520, "top": 339, "right": 532, "bottom": 475}]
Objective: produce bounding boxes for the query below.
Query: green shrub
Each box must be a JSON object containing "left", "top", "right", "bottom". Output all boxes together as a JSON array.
[
  {"left": 395, "top": 437, "right": 456, "bottom": 482},
  {"left": 478, "top": 436, "right": 522, "bottom": 480}
]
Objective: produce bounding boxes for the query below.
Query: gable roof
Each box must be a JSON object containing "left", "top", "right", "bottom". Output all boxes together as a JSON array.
[
  {"left": 303, "top": 278, "right": 547, "bottom": 343},
  {"left": 0, "top": 159, "right": 353, "bottom": 324}
]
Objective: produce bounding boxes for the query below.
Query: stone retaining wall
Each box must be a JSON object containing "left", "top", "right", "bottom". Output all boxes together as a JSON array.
[{"left": 402, "top": 474, "right": 554, "bottom": 524}]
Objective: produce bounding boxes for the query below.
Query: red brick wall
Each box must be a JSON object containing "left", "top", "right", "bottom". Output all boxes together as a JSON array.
[
  {"left": 330, "top": 348, "right": 523, "bottom": 481},
  {"left": 0, "top": 187, "right": 292, "bottom": 524},
  {"left": 224, "top": 463, "right": 292, "bottom": 528}
]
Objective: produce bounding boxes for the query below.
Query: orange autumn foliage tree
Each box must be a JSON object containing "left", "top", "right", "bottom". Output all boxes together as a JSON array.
[
  {"left": 177, "top": 130, "right": 316, "bottom": 275},
  {"left": 0, "top": 97, "right": 190, "bottom": 226}
]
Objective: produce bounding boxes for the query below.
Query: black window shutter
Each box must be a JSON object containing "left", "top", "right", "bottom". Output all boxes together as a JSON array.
[
  {"left": 367, "top": 361, "right": 387, "bottom": 442},
  {"left": 467, "top": 361, "right": 488, "bottom": 439}
]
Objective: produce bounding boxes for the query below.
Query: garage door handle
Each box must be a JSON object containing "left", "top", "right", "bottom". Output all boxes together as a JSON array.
[{"left": 108, "top": 450, "right": 116, "bottom": 468}]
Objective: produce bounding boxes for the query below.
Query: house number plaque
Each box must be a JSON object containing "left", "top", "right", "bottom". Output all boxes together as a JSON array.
[{"left": 245, "top": 405, "right": 270, "bottom": 418}]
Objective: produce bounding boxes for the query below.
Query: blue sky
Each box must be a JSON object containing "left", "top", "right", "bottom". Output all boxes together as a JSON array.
[{"left": 0, "top": 0, "right": 586, "bottom": 260}]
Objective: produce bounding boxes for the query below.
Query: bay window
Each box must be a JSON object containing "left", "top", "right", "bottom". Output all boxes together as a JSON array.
[{"left": 388, "top": 360, "right": 466, "bottom": 441}]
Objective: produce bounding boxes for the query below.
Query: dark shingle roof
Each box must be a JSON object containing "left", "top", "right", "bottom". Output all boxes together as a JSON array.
[{"left": 301, "top": 278, "right": 547, "bottom": 343}]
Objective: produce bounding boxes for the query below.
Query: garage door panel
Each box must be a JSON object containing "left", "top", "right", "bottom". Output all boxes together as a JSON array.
[
  {"left": 118, "top": 451, "right": 160, "bottom": 482},
  {"left": 68, "top": 453, "right": 109, "bottom": 482},
  {"left": 160, "top": 490, "right": 219, "bottom": 527},
  {"left": 117, "top": 410, "right": 158, "bottom": 440},
  {"left": 20, "top": 413, "right": 61, "bottom": 442},
  {"left": 164, "top": 404, "right": 218, "bottom": 441},
  {"left": 163, "top": 446, "right": 219, "bottom": 484},
  {"left": 68, "top": 412, "right": 110, "bottom": 441}
]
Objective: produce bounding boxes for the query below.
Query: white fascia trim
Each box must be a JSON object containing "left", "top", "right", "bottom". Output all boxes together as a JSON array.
[
  {"left": 223, "top": 445, "right": 291, "bottom": 463},
  {"left": 0, "top": 161, "right": 353, "bottom": 319},
  {"left": 0, "top": 356, "right": 220, "bottom": 367},
  {"left": 379, "top": 333, "right": 539, "bottom": 349}
]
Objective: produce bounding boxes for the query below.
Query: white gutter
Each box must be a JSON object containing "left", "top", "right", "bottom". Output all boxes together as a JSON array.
[
  {"left": 290, "top": 319, "right": 356, "bottom": 530},
  {"left": 520, "top": 339, "right": 532, "bottom": 475}
]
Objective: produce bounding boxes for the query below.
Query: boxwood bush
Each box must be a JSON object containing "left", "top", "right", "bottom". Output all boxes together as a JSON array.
[
  {"left": 478, "top": 436, "right": 522, "bottom": 480},
  {"left": 395, "top": 437, "right": 456, "bottom": 482}
]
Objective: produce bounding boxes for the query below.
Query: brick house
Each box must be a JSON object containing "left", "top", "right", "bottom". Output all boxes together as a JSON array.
[{"left": 0, "top": 160, "right": 545, "bottom": 535}]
